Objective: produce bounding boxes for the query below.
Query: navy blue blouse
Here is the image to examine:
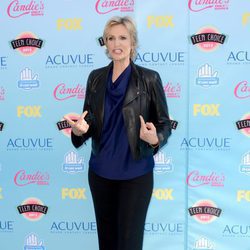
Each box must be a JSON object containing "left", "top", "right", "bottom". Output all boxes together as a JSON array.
[{"left": 89, "top": 64, "right": 154, "bottom": 180}]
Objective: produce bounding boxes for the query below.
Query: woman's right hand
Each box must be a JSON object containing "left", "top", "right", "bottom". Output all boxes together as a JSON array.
[{"left": 64, "top": 111, "right": 89, "bottom": 136}]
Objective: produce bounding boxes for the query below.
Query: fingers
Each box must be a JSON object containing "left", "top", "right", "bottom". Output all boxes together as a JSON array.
[
  {"left": 140, "top": 116, "right": 156, "bottom": 131},
  {"left": 79, "top": 111, "right": 88, "bottom": 121},
  {"left": 139, "top": 115, "right": 158, "bottom": 145},
  {"left": 64, "top": 111, "right": 89, "bottom": 136},
  {"left": 139, "top": 115, "right": 146, "bottom": 129},
  {"left": 64, "top": 115, "right": 75, "bottom": 126},
  {"left": 64, "top": 111, "right": 88, "bottom": 126},
  {"left": 75, "top": 111, "right": 89, "bottom": 126},
  {"left": 145, "top": 122, "right": 155, "bottom": 131}
]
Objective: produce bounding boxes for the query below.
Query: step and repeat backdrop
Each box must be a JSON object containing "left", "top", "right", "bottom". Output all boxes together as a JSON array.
[{"left": 0, "top": 1, "right": 250, "bottom": 249}]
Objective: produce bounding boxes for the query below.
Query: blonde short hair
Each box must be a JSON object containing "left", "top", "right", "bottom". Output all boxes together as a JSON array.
[{"left": 103, "top": 16, "right": 138, "bottom": 60}]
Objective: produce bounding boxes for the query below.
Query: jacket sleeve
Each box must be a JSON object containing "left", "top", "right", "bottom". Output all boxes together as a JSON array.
[
  {"left": 71, "top": 71, "right": 94, "bottom": 148},
  {"left": 149, "top": 71, "right": 172, "bottom": 153}
]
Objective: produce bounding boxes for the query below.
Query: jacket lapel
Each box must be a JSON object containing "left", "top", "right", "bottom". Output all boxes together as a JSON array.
[
  {"left": 92, "top": 63, "right": 111, "bottom": 130},
  {"left": 93, "top": 62, "right": 141, "bottom": 126},
  {"left": 123, "top": 62, "right": 140, "bottom": 106}
]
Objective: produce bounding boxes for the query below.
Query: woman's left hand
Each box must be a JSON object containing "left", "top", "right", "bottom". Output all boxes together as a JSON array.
[{"left": 139, "top": 115, "right": 159, "bottom": 146}]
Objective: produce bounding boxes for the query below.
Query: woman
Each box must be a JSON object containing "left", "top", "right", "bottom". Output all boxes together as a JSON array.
[{"left": 64, "top": 16, "right": 172, "bottom": 250}]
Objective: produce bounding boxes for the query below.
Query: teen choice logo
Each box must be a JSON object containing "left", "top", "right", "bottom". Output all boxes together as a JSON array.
[
  {"left": 188, "top": 199, "right": 222, "bottom": 224},
  {"left": 236, "top": 113, "right": 250, "bottom": 138},
  {"left": 17, "top": 197, "right": 48, "bottom": 221},
  {"left": 10, "top": 32, "right": 44, "bottom": 56},
  {"left": 190, "top": 26, "right": 226, "bottom": 52}
]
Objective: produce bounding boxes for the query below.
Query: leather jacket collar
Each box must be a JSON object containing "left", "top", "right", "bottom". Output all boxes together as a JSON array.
[{"left": 94, "top": 61, "right": 142, "bottom": 127}]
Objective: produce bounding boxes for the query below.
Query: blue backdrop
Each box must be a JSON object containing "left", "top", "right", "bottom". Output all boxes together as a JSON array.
[{"left": 0, "top": 1, "right": 250, "bottom": 249}]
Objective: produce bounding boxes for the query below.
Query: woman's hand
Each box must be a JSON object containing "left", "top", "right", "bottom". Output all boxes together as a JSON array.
[
  {"left": 139, "top": 115, "right": 159, "bottom": 147},
  {"left": 64, "top": 111, "right": 89, "bottom": 136}
]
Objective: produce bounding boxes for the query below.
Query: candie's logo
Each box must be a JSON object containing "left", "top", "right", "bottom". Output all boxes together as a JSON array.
[
  {"left": 7, "top": 0, "right": 44, "bottom": 18},
  {"left": 188, "top": 200, "right": 222, "bottom": 224},
  {"left": 191, "top": 27, "right": 226, "bottom": 52},
  {"left": 95, "top": 0, "right": 134, "bottom": 14},
  {"left": 234, "top": 80, "right": 250, "bottom": 99},
  {"left": 17, "top": 197, "right": 48, "bottom": 221},
  {"left": 163, "top": 82, "right": 181, "bottom": 98},
  {"left": 10, "top": 32, "right": 44, "bottom": 56},
  {"left": 53, "top": 83, "right": 85, "bottom": 101},
  {"left": 187, "top": 170, "right": 225, "bottom": 188},
  {"left": 14, "top": 169, "right": 50, "bottom": 186},
  {"left": 188, "top": 0, "right": 230, "bottom": 12}
]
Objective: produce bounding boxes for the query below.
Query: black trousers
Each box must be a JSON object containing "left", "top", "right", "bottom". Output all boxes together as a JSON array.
[{"left": 88, "top": 169, "right": 153, "bottom": 250}]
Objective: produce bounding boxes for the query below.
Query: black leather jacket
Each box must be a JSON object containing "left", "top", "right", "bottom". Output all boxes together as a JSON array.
[{"left": 71, "top": 61, "right": 172, "bottom": 160}]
